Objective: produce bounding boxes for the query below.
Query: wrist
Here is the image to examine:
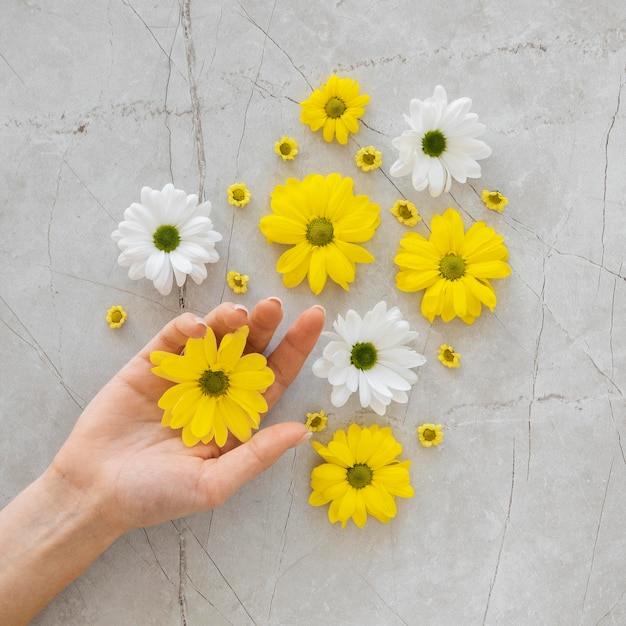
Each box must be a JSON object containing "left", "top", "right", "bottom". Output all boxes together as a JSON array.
[{"left": 0, "top": 466, "right": 122, "bottom": 624}]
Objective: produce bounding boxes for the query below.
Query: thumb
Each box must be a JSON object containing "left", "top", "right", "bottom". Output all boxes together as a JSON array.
[{"left": 200, "top": 422, "right": 312, "bottom": 508}]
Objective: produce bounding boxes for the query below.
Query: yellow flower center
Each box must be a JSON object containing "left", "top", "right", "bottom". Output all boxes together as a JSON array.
[
  {"left": 325, "top": 96, "right": 347, "bottom": 119},
  {"left": 346, "top": 463, "right": 373, "bottom": 489},
  {"left": 489, "top": 193, "right": 502, "bottom": 204},
  {"left": 233, "top": 275, "right": 244, "bottom": 287},
  {"left": 153, "top": 225, "right": 181, "bottom": 252},
  {"left": 422, "top": 428, "right": 436, "bottom": 442},
  {"left": 422, "top": 130, "right": 447, "bottom": 157},
  {"left": 198, "top": 369, "right": 230, "bottom": 397},
  {"left": 397, "top": 203, "right": 413, "bottom": 220},
  {"left": 443, "top": 349, "right": 454, "bottom": 362},
  {"left": 110, "top": 310, "right": 123, "bottom": 323},
  {"left": 232, "top": 188, "right": 246, "bottom": 202},
  {"left": 350, "top": 342, "right": 378, "bottom": 371},
  {"left": 362, "top": 152, "right": 376, "bottom": 165},
  {"left": 279, "top": 142, "right": 292, "bottom": 155},
  {"left": 306, "top": 217, "right": 334, "bottom": 246},
  {"left": 439, "top": 253, "right": 466, "bottom": 281}
]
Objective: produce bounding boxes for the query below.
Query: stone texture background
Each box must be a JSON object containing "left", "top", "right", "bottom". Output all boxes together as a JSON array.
[{"left": 1, "top": 0, "right": 625, "bottom": 624}]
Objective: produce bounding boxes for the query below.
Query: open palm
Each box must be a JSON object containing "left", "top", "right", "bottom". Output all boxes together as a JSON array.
[{"left": 50, "top": 299, "right": 325, "bottom": 534}]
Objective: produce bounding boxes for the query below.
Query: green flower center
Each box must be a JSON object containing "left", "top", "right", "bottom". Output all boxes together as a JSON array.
[
  {"left": 439, "top": 253, "right": 466, "bottom": 281},
  {"left": 153, "top": 225, "right": 181, "bottom": 252},
  {"left": 397, "top": 203, "right": 413, "bottom": 220},
  {"left": 346, "top": 463, "right": 373, "bottom": 489},
  {"left": 198, "top": 369, "right": 230, "bottom": 397},
  {"left": 423, "top": 428, "right": 436, "bottom": 442},
  {"left": 110, "top": 310, "right": 123, "bottom": 323},
  {"left": 350, "top": 342, "right": 378, "bottom": 371},
  {"left": 309, "top": 416, "right": 322, "bottom": 429},
  {"left": 422, "top": 130, "right": 447, "bottom": 157},
  {"left": 306, "top": 217, "right": 334, "bottom": 247},
  {"left": 279, "top": 142, "right": 292, "bottom": 155},
  {"left": 325, "top": 97, "right": 347, "bottom": 119},
  {"left": 232, "top": 188, "right": 246, "bottom": 202},
  {"left": 362, "top": 152, "right": 376, "bottom": 165}
]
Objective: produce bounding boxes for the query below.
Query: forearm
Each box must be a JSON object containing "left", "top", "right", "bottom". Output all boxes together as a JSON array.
[{"left": 0, "top": 467, "right": 120, "bottom": 625}]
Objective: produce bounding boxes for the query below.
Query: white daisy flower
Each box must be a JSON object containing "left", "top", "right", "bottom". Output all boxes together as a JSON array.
[
  {"left": 312, "top": 301, "right": 426, "bottom": 416},
  {"left": 112, "top": 184, "right": 222, "bottom": 295},
  {"left": 390, "top": 85, "right": 492, "bottom": 197}
]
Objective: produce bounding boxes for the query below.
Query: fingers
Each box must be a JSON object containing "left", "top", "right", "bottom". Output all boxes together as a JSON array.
[
  {"left": 199, "top": 422, "right": 312, "bottom": 508},
  {"left": 244, "top": 298, "right": 284, "bottom": 355},
  {"left": 138, "top": 312, "right": 210, "bottom": 362},
  {"left": 202, "top": 302, "right": 250, "bottom": 343},
  {"left": 264, "top": 305, "right": 326, "bottom": 410}
]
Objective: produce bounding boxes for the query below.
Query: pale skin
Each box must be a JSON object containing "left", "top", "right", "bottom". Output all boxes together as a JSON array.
[{"left": 0, "top": 298, "right": 325, "bottom": 625}]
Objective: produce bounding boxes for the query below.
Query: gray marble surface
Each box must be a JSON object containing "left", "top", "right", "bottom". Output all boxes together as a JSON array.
[{"left": 1, "top": 0, "right": 625, "bottom": 624}]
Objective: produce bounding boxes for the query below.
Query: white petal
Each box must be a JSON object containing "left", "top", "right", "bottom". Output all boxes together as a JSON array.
[
  {"left": 331, "top": 384, "right": 352, "bottom": 407},
  {"left": 358, "top": 371, "right": 372, "bottom": 408},
  {"left": 312, "top": 357, "right": 332, "bottom": 378}
]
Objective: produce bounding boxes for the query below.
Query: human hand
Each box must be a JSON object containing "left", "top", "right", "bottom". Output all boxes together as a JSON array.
[{"left": 49, "top": 298, "right": 325, "bottom": 537}]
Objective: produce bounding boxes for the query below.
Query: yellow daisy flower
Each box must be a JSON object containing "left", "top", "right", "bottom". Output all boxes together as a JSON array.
[
  {"left": 259, "top": 173, "right": 380, "bottom": 294},
  {"left": 390, "top": 200, "right": 421, "bottom": 227},
  {"left": 355, "top": 146, "right": 382, "bottom": 172},
  {"left": 481, "top": 189, "right": 508, "bottom": 212},
  {"left": 305, "top": 410, "right": 328, "bottom": 432},
  {"left": 309, "top": 424, "right": 414, "bottom": 528},
  {"left": 227, "top": 271, "right": 249, "bottom": 294},
  {"left": 394, "top": 208, "right": 511, "bottom": 324},
  {"left": 418, "top": 423, "right": 444, "bottom": 447},
  {"left": 274, "top": 136, "right": 299, "bottom": 161},
  {"left": 227, "top": 183, "right": 251, "bottom": 207},
  {"left": 150, "top": 325, "right": 274, "bottom": 447},
  {"left": 300, "top": 75, "right": 370, "bottom": 145},
  {"left": 438, "top": 344, "right": 461, "bottom": 368},
  {"left": 106, "top": 305, "right": 127, "bottom": 329}
]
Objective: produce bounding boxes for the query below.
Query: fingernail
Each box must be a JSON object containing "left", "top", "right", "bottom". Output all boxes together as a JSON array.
[
  {"left": 267, "top": 297, "right": 283, "bottom": 310},
  {"left": 312, "top": 304, "right": 326, "bottom": 316},
  {"left": 294, "top": 431, "right": 313, "bottom": 447},
  {"left": 194, "top": 316, "right": 208, "bottom": 328},
  {"left": 233, "top": 304, "right": 249, "bottom": 314}
]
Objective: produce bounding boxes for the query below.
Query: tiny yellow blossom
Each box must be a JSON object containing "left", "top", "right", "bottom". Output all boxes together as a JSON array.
[
  {"left": 481, "top": 189, "right": 508, "bottom": 212},
  {"left": 418, "top": 423, "right": 444, "bottom": 447},
  {"left": 227, "top": 183, "right": 251, "bottom": 207},
  {"left": 274, "top": 136, "right": 299, "bottom": 161},
  {"left": 305, "top": 410, "right": 328, "bottom": 432},
  {"left": 438, "top": 344, "right": 461, "bottom": 368},
  {"left": 355, "top": 146, "right": 382, "bottom": 172},
  {"left": 106, "top": 305, "right": 127, "bottom": 329},
  {"left": 227, "top": 271, "right": 249, "bottom": 294},
  {"left": 390, "top": 200, "right": 421, "bottom": 227}
]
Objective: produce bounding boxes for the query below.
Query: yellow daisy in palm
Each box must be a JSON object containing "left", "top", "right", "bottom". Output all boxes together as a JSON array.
[
  {"left": 150, "top": 325, "right": 274, "bottom": 447},
  {"left": 259, "top": 173, "right": 380, "bottom": 294},
  {"left": 300, "top": 75, "right": 370, "bottom": 145},
  {"left": 310, "top": 424, "right": 414, "bottom": 528},
  {"left": 395, "top": 208, "right": 511, "bottom": 324}
]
